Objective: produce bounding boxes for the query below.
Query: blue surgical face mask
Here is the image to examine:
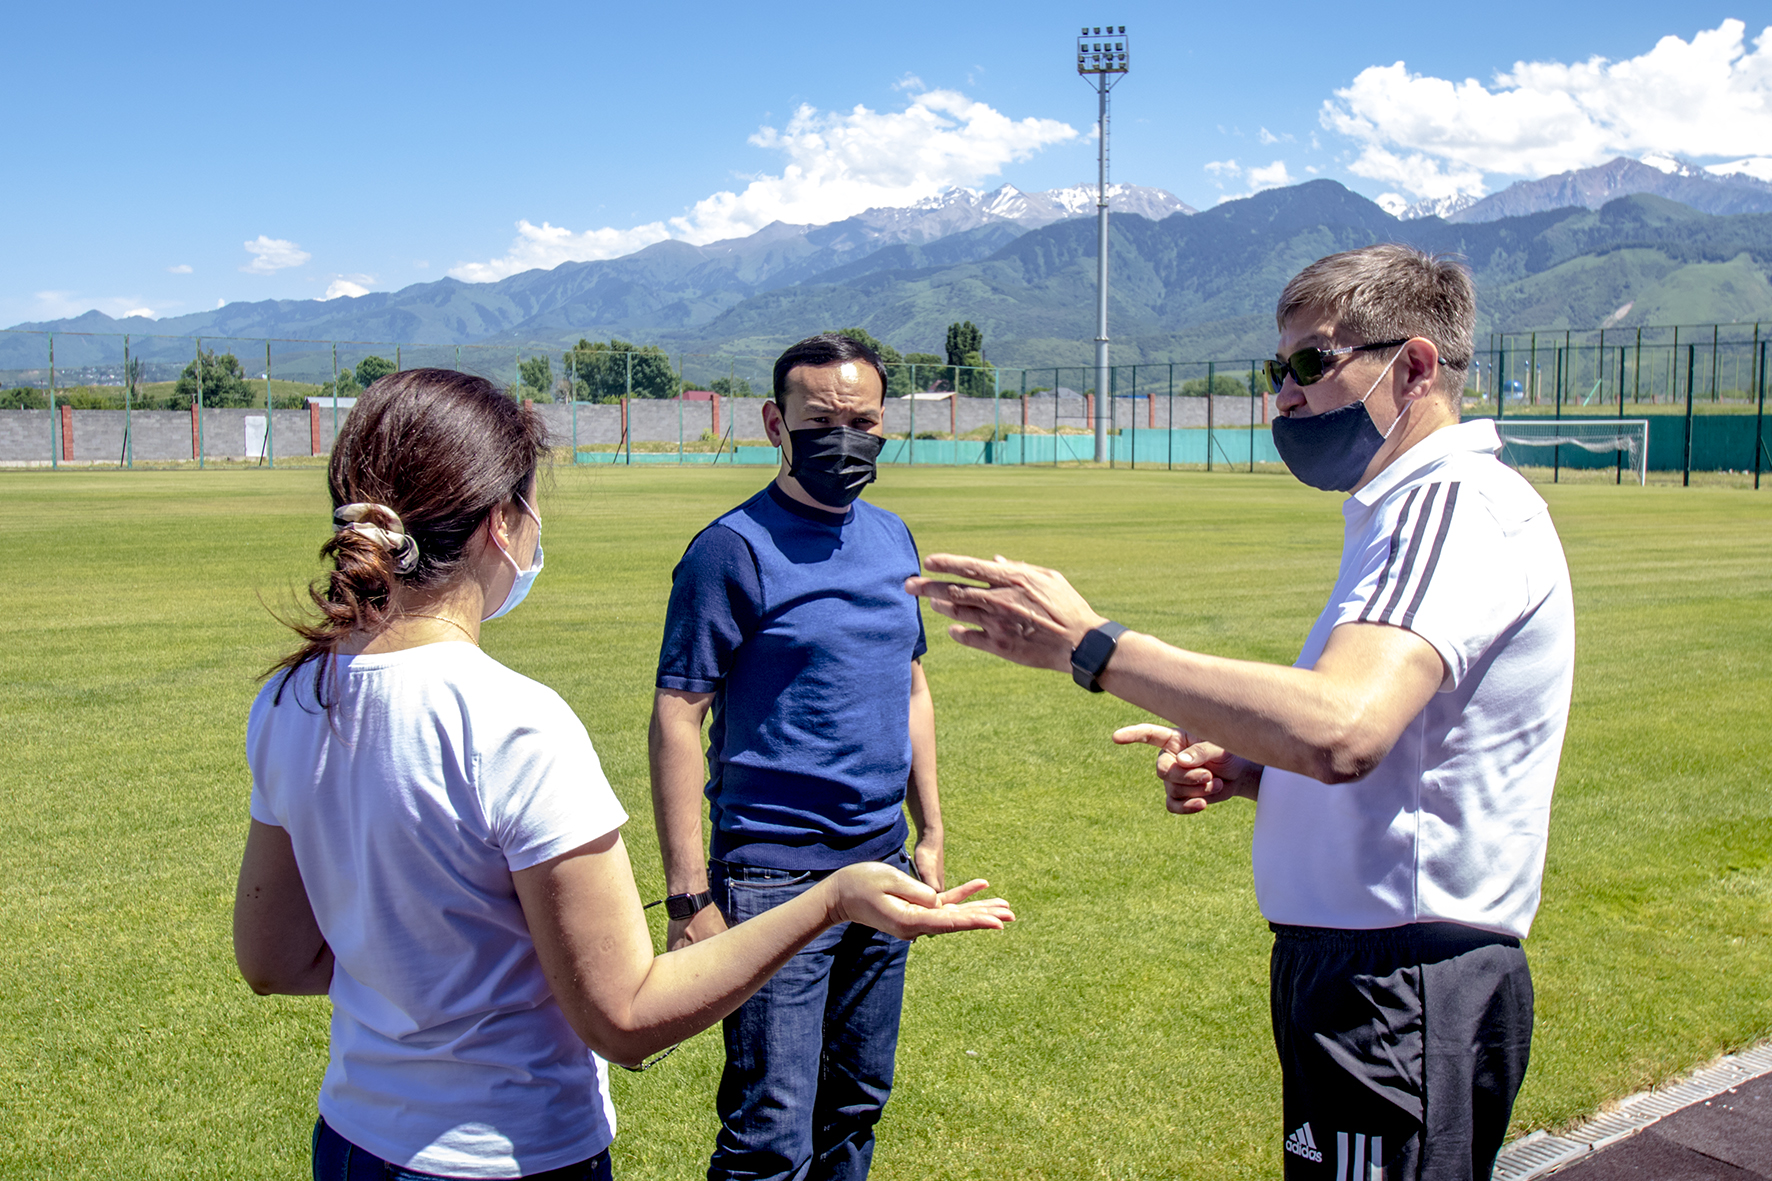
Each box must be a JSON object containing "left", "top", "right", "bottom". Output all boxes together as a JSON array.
[
  {"left": 1270, "top": 346, "right": 1409, "bottom": 492},
  {"left": 483, "top": 496, "right": 543, "bottom": 622}
]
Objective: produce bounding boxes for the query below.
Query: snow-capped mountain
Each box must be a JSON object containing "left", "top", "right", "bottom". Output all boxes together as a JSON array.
[
  {"left": 846, "top": 183, "right": 1192, "bottom": 243},
  {"left": 1385, "top": 193, "right": 1480, "bottom": 221},
  {"left": 1440, "top": 157, "right": 1772, "bottom": 223}
]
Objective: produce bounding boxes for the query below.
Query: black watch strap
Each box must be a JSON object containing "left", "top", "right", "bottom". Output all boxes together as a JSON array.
[
  {"left": 1070, "top": 621, "right": 1128, "bottom": 693},
  {"left": 664, "top": 890, "right": 714, "bottom": 921}
]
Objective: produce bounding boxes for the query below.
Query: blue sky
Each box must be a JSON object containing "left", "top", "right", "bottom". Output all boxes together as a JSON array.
[{"left": 3, "top": 0, "right": 1766, "bottom": 327}]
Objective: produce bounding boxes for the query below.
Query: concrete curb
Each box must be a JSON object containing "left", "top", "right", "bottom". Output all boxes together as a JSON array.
[{"left": 1493, "top": 1041, "right": 1772, "bottom": 1179}]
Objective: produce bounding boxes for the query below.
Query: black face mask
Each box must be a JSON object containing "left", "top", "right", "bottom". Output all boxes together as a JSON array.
[
  {"left": 1269, "top": 400, "right": 1387, "bottom": 492},
  {"left": 785, "top": 426, "right": 884, "bottom": 508}
]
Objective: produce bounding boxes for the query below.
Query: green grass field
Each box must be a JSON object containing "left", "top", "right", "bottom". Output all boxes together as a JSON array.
[{"left": 2, "top": 465, "right": 1768, "bottom": 1179}]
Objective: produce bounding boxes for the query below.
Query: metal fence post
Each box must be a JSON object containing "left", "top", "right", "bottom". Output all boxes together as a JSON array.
[
  {"left": 48, "top": 334, "right": 56, "bottom": 470},
  {"left": 1499, "top": 340, "right": 1509, "bottom": 422},
  {"left": 1756, "top": 339, "right": 1766, "bottom": 490},
  {"left": 1206, "top": 361, "right": 1215, "bottom": 472},
  {"left": 196, "top": 337, "right": 205, "bottom": 469},
  {"left": 1248, "top": 361, "right": 1256, "bottom": 471},
  {"left": 265, "top": 342, "right": 274, "bottom": 468},
  {"left": 625, "top": 352, "right": 633, "bottom": 466},
  {"left": 123, "top": 334, "right": 132, "bottom": 469},
  {"left": 992, "top": 366, "right": 1001, "bottom": 463},
  {"left": 1683, "top": 343, "right": 1696, "bottom": 487},
  {"left": 1553, "top": 346, "right": 1564, "bottom": 482},
  {"left": 1167, "top": 363, "right": 1174, "bottom": 471},
  {"left": 1617, "top": 345, "right": 1627, "bottom": 485}
]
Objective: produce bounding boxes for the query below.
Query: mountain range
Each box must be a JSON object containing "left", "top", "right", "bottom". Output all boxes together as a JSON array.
[
  {"left": 7, "top": 172, "right": 1770, "bottom": 377},
  {"left": 1395, "top": 156, "right": 1772, "bottom": 223},
  {"left": 3, "top": 183, "right": 1190, "bottom": 360}
]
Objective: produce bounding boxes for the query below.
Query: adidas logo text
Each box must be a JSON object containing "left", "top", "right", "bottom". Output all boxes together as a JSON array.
[{"left": 1285, "top": 1122, "right": 1323, "bottom": 1163}]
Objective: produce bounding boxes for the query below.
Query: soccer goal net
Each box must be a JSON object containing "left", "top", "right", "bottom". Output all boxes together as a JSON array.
[{"left": 1496, "top": 419, "right": 1649, "bottom": 485}]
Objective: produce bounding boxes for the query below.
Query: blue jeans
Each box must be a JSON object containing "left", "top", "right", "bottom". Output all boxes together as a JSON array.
[
  {"left": 312, "top": 1117, "right": 613, "bottom": 1180},
  {"left": 706, "top": 849, "right": 912, "bottom": 1181}
]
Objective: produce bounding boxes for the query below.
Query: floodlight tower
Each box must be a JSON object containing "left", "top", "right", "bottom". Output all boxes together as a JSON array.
[{"left": 1078, "top": 25, "right": 1129, "bottom": 462}]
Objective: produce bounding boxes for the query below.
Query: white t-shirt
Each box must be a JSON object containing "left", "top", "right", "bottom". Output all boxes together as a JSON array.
[
  {"left": 1253, "top": 419, "right": 1574, "bottom": 940},
  {"left": 247, "top": 641, "right": 628, "bottom": 1177}
]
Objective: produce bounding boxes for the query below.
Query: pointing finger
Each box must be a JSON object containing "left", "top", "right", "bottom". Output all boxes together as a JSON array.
[{"left": 1113, "top": 723, "right": 1185, "bottom": 750}]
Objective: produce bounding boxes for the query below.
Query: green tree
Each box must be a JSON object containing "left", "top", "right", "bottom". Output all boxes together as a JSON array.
[
  {"left": 315, "top": 369, "right": 361, "bottom": 401},
  {"left": 519, "top": 355, "right": 554, "bottom": 400},
  {"left": 832, "top": 326, "right": 913, "bottom": 398},
  {"left": 356, "top": 355, "right": 396, "bottom": 389},
  {"left": 1180, "top": 373, "right": 1263, "bottom": 398},
  {"left": 1, "top": 387, "right": 48, "bottom": 409},
  {"left": 562, "top": 338, "right": 677, "bottom": 402},
  {"left": 708, "top": 376, "right": 753, "bottom": 398},
  {"left": 944, "top": 320, "right": 996, "bottom": 397},
  {"left": 175, "top": 349, "right": 256, "bottom": 407}
]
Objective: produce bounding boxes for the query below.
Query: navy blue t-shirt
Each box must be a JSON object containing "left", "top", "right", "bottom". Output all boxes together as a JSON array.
[{"left": 656, "top": 483, "right": 928, "bottom": 869}]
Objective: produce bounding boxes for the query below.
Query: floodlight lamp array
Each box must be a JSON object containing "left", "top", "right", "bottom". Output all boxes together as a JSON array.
[{"left": 1076, "top": 24, "right": 1129, "bottom": 74}]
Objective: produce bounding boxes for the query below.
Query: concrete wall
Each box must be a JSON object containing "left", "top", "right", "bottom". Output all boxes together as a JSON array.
[
  {"left": 1, "top": 408, "right": 326, "bottom": 464},
  {"left": 0, "top": 394, "right": 1273, "bottom": 463},
  {"left": 531, "top": 393, "right": 1270, "bottom": 446}
]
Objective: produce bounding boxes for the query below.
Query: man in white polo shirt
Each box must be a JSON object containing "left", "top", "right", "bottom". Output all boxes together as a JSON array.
[{"left": 907, "top": 244, "right": 1574, "bottom": 1181}]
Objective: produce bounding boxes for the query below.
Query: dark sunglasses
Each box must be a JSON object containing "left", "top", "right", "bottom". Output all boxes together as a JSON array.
[{"left": 1263, "top": 339, "right": 1409, "bottom": 394}]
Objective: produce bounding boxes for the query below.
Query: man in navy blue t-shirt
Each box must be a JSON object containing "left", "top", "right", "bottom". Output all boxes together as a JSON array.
[{"left": 650, "top": 333, "right": 945, "bottom": 1181}]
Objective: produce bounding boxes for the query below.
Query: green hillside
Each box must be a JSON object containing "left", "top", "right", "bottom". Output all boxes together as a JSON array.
[
  {"left": 7, "top": 184, "right": 1770, "bottom": 376},
  {"left": 654, "top": 188, "right": 1772, "bottom": 365}
]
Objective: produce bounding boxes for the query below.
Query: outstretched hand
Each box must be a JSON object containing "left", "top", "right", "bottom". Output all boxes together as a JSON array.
[
  {"left": 1113, "top": 723, "right": 1263, "bottom": 813},
  {"left": 827, "top": 862, "right": 1014, "bottom": 940},
  {"left": 905, "top": 553, "right": 1106, "bottom": 672}
]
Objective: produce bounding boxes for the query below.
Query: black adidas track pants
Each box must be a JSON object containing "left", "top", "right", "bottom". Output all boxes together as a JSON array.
[{"left": 1270, "top": 922, "right": 1534, "bottom": 1181}]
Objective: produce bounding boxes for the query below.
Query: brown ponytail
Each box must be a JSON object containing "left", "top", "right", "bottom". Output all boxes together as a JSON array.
[{"left": 268, "top": 368, "right": 550, "bottom": 703}]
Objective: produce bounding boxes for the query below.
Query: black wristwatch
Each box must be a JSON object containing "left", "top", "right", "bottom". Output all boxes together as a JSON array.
[
  {"left": 664, "top": 890, "right": 714, "bottom": 921},
  {"left": 1070, "top": 621, "right": 1128, "bottom": 693}
]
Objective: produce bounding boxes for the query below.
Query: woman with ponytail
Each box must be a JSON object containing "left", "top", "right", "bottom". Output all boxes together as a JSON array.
[{"left": 233, "top": 370, "right": 1011, "bottom": 1180}]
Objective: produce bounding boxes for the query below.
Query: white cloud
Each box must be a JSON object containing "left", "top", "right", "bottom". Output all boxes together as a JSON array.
[
  {"left": 449, "top": 221, "right": 673, "bottom": 283},
  {"left": 1205, "top": 159, "right": 1241, "bottom": 177},
  {"left": 1709, "top": 156, "right": 1772, "bottom": 182},
  {"left": 321, "top": 274, "right": 376, "bottom": 300},
  {"left": 167, "top": 264, "right": 193, "bottom": 274},
  {"left": 216, "top": 298, "right": 226, "bottom": 308},
  {"left": 449, "top": 87, "right": 1078, "bottom": 282},
  {"left": 1258, "top": 127, "right": 1294, "bottom": 145},
  {"left": 1248, "top": 161, "right": 1294, "bottom": 189},
  {"left": 241, "top": 235, "right": 311, "bottom": 274},
  {"left": 1322, "top": 19, "right": 1772, "bottom": 200},
  {"left": 31, "top": 290, "right": 160, "bottom": 321},
  {"left": 1214, "top": 160, "right": 1296, "bottom": 203}
]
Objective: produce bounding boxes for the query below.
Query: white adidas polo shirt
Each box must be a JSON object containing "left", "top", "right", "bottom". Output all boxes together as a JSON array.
[{"left": 1252, "top": 418, "right": 1574, "bottom": 940}]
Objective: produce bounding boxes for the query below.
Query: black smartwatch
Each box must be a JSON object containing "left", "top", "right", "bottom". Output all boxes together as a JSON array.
[
  {"left": 1070, "top": 621, "right": 1128, "bottom": 693},
  {"left": 664, "top": 890, "right": 714, "bottom": 921}
]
